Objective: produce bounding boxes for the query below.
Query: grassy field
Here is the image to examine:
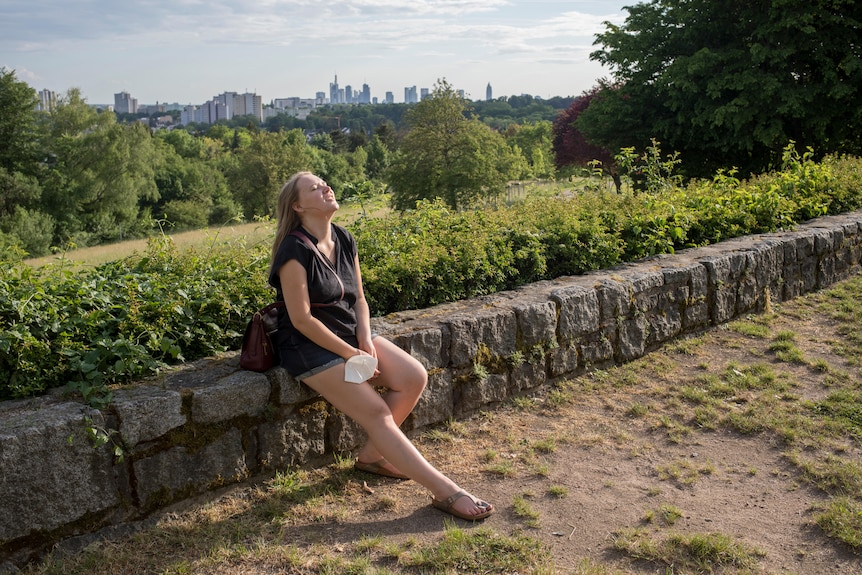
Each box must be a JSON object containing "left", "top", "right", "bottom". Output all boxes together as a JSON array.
[
  {"left": 23, "top": 181, "right": 570, "bottom": 269},
  {"left": 24, "top": 221, "right": 277, "bottom": 268},
  {"left": 23, "top": 196, "right": 391, "bottom": 268}
]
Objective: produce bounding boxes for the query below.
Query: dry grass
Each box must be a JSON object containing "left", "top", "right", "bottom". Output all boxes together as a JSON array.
[{"left": 18, "top": 270, "right": 862, "bottom": 575}]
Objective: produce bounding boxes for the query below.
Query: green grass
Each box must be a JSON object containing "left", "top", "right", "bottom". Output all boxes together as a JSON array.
[
  {"left": 612, "top": 528, "right": 765, "bottom": 572},
  {"left": 400, "top": 524, "right": 552, "bottom": 573}
]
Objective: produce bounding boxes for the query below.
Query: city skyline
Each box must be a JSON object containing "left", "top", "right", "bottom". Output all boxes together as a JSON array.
[{"left": 2, "top": 1, "right": 629, "bottom": 106}]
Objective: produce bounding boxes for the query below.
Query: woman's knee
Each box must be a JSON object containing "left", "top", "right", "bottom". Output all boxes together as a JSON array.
[{"left": 375, "top": 338, "right": 428, "bottom": 390}]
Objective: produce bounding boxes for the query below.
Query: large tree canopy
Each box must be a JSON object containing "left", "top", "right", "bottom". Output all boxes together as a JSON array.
[
  {"left": 387, "top": 80, "right": 519, "bottom": 211},
  {"left": 579, "top": 0, "right": 862, "bottom": 177}
]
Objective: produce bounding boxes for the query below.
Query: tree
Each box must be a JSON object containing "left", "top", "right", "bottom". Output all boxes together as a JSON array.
[
  {"left": 552, "top": 87, "right": 620, "bottom": 188},
  {"left": 0, "top": 68, "right": 39, "bottom": 174},
  {"left": 226, "top": 129, "right": 313, "bottom": 218},
  {"left": 365, "top": 135, "right": 390, "bottom": 179},
  {"left": 38, "top": 88, "right": 161, "bottom": 245},
  {"left": 42, "top": 89, "right": 161, "bottom": 245},
  {"left": 387, "top": 80, "right": 519, "bottom": 210},
  {"left": 581, "top": 0, "right": 862, "bottom": 177},
  {"left": 506, "top": 120, "right": 556, "bottom": 179}
]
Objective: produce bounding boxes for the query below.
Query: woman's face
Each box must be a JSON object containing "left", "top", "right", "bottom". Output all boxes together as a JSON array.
[{"left": 294, "top": 174, "right": 339, "bottom": 215}]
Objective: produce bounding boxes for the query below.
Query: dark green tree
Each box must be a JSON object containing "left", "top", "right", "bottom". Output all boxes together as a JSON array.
[
  {"left": 387, "top": 80, "right": 520, "bottom": 210},
  {"left": 0, "top": 68, "right": 39, "bottom": 174},
  {"left": 581, "top": 0, "right": 862, "bottom": 177}
]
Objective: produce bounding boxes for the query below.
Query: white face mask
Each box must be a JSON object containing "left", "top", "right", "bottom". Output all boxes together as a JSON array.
[{"left": 344, "top": 355, "right": 377, "bottom": 384}]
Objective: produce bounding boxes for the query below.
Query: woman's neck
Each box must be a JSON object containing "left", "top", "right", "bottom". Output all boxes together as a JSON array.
[{"left": 300, "top": 216, "right": 332, "bottom": 242}]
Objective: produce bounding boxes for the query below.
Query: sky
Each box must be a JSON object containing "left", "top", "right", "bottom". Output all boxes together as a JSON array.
[{"left": 1, "top": 0, "right": 630, "bottom": 107}]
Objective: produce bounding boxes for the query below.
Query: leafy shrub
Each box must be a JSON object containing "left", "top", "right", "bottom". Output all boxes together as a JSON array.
[{"left": 0, "top": 236, "right": 272, "bottom": 401}]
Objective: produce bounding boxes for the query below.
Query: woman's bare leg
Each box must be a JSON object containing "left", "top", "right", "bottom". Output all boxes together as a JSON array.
[
  {"left": 354, "top": 337, "right": 427, "bottom": 466},
  {"left": 302, "top": 362, "right": 491, "bottom": 518}
]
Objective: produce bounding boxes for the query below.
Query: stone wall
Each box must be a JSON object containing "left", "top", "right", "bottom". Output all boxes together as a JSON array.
[{"left": 2, "top": 212, "right": 861, "bottom": 568}]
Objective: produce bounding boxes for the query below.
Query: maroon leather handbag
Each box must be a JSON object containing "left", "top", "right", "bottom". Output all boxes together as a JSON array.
[{"left": 239, "top": 301, "right": 285, "bottom": 372}]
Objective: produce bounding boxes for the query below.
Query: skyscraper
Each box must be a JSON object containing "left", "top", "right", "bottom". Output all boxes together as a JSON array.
[
  {"left": 404, "top": 86, "right": 418, "bottom": 104},
  {"left": 329, "top": 74, "right": 340, "bottom": 105},
  {"left": 486, "top": 83, "right": 492, "bottom": 101}
]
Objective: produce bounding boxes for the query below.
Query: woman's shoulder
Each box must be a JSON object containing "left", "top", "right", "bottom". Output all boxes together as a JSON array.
[
  {"left": 332, "top": 224, "right": 356, "bottom": 254},
  {"left": 332, "top": 224, "right": 356, "bottom": 245}
]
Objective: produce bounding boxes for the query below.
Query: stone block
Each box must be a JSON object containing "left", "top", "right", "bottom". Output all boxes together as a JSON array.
[
  {"left": 751, "top": 240, "right": 784, "bottom": 298},
  {"left": 0, "top": 402, "right": 120, "bottom": 543},
  {"left": 455, "top": 373, "right": 509, "bottom": 415},
  {"left": 683, "top": 301, "right": 710, "bottom": 329},
  {"left": 580, "top": 331, "right": 614, "bottom": 367},
  {"left": 513, "top": 299, "right": 557, "bottom": 349},
  {"left": 713, "top": 285, "right": 737, "bottom": 324},
  {"left": 391, "top": 326, "right": 447, "bottom": 370},
  {"left": 258, "top": 408, "right": 327, "bottom": 470},
  {"left": 648, "top": 305, "right": 682, "bottom": 347},
  {"left": 511, "top": 358, "right": 547, "bottom": 391},
  {"left": 627, "top": 269, "right": 665, "bottom": 293},
  {"left": 794, "top": 233, "right": 816, "bottom": 259},
  {"left": 110, "top": 386, "right": 185, "bottom": 447},
  {"left": 409, "top": 369, "right": 455, "bottom": 429},
  {"left": 617, "top": 315, "right": 648, "bottom": 362},
  {"left": 814, "top": 228, "right": 838, "bottom": 255},
  {"left": 548, "top": 343, "right": 578, "bottom": 377},
  {"left": 736, "top": 269, "right": 759, "bottom": 314},
  {"left": 702, "top": 252, "right": 749, "bottom": 287},
  {"left": 551, "top": 285, "right": 600, "bottom": 340},
  {"left": 270, "top": 368, "right": 318, "bottom": 406},
  {"left": 594, "top": 278, "right": 632, "bottom": 323},
  {"left": 327, "top": 410, "right": 366, "bottom": 454},
  {"left": 445, "top": 308, "right": 517, "bottom": 367},
  {"left": 799, "top": 258, "right": 818, "bottom": 294},
  {"left": 133, "top": 428, "right": 246, "bottom": 510},
  {"left": 191, "top": 370, "right": 271, "bottom": 424}
]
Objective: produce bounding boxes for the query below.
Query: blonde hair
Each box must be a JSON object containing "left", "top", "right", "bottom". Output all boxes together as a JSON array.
[{"left": 269, "top": 171, "right": 312, "bottom": 277}]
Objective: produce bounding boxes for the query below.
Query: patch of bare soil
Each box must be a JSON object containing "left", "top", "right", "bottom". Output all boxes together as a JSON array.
[{"left": 277, "top": 291, "right": 862, "bottom": 574}]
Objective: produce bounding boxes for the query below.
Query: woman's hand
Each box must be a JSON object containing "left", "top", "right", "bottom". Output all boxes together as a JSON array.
[{"left": 355, "top": 337, "right": 379, "bottom": 379}]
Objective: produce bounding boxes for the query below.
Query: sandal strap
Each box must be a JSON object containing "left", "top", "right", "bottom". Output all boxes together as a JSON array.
[{"left": 441, "top": 490, "right": 469, "bottom": 509}]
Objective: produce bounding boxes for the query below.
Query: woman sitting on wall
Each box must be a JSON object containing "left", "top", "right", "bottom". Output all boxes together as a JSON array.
[{"left": 268, "top": 171, "right": 494, "bottom": 521}]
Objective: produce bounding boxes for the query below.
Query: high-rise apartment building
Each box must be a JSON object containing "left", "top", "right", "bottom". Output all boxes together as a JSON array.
[
  {"left": 234, "top": 92, "right": 263, "bottom": 121},
  {"left": 114, "top": 91, "right": 138, "bottom": 114},
  {"left": 420, "top": 88, "right": 430, "bottom": 101},
  {"left": 384, "top": 91, "right": 394, "bottom": 104}
]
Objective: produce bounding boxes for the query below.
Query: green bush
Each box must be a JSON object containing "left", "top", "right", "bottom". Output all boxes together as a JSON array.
[
  {"left": 0, "top": 236, "right": 272, "bottom": 402},
  {"left": 2, "top": 151, "right": 862, "bottom": 402}
]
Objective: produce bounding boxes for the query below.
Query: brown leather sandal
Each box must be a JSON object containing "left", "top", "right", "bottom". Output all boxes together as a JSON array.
[
  {"left": 353, "top": 458, "right": 409, "bottom": 480},
  {"left": 431, "top": 490, "right": 495, "bottom": 521}
]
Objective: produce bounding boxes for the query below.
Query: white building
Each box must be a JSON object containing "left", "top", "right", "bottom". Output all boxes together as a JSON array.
[{"left": 38, "top": 89, "right": 57, "bottom": 112}]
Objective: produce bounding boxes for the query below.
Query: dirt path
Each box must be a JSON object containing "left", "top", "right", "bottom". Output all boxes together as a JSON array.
[{"left": 268, "top": 285, "right": 862, "bottom": 574}]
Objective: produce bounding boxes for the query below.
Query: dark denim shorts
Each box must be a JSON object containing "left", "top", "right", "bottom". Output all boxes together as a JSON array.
[{"left": 278, "top": 333, "right": 359, "bottom": 382}]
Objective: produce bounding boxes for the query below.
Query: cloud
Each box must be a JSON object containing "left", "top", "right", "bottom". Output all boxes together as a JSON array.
[{"left": 1, "top": 0, "right": 613, "bottom": 54}]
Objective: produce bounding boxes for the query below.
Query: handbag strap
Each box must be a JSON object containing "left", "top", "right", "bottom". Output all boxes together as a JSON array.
[{"left": 289, "top": 229, "right": 345, "bottom": 306}]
